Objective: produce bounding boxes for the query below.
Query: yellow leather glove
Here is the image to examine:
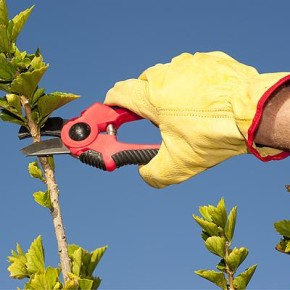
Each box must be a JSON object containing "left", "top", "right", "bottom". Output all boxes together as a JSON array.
[{"left": 105, "top": 51, "right": 290, "bottom": 188}]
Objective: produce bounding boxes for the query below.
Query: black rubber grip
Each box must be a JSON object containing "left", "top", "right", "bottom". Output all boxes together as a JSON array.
[
  {"left": 79, "top": 150, "right": 106, "bottom": 171},
  {"left": 112, "top": 149, "right": 159, "bottom": 168}
]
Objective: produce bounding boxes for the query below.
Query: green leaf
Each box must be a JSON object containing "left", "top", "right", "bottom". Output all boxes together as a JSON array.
[
  {"left": 195, "top": 269, "right": 228, "bottom": 289},
  {"left": 0, "top": 53, "right": 16, "bottom": 81},
  {"left": 28, "top": 273, "right": 50, "bottom": 290},
  {"left": 216, "top": 259, "right": 227, "bottom": 273},
  {"left": 79, "top": 278, "right": 93, "bottom": 290},
  {"left": 0, "top": 95, "right": 25, "bottom": 121},
  {"left": 11, "top": 66, "right": 48, "bottom": 99},
  {"left": 0, "top": 96, "right": 8, "bottom": 108},
  {"left": 275, "top": 236, "right": 290, "bottom": 255},
  {"left": 205, "top": 236, "right": 226, "bottom": 257},
  {"left": 53, "top": 282, "right": 62, "bottom": 290},
  {"left": 82, "top": 250, "right": 92, "bottom": 274},
  {"left": 208, "top": 198, "right": 227, "bottom": 228},
  {"left": 199, "top": 205, "right": 213, "bottom": 222},
  {"left": 274, "top": 220, "right": 290, "bottom": 238},
  {"left": 225, "top": 206, "right": 237, "bottom": 242},
  {"left": 0, "top": 24, "right": 9, "bottom": 52},
  {"left": 31, "top": 87, "right": 45, "bottom": 106},
  {"left": 6, "top": 93, "right": 22, "bottom": 115},
  {"left": 87, "top": 246, "right": 108, "bottom": 276},
  {"left": 9, "top": 6, "right": 34, "bottom": 43},
  {"left": 37, "top": 92, "right": 80, "bottom": 121},
  {"left": 233, "top": 264, "right": 257, "bottom": 290},
  {"left": 33, "top": 191, "right": 52, "bottom": 209},
  {"left": 225, "top": 247, "right": 248, "bottom": 273},
  {"left": 7, "top": 243, "right": 29, "bottom": 279},
  {"left": 63, "top": 275, "right": 79, "bottom": 289},
  {"left": 193, "top": 215, "right": 219, "bottom": 237},
  {"left": 28, "top": 160, "right": 44, "bottom": 181},
  {"left": 201, "top": 230, "right": 211, "bottom": 242},
  {"left": 92, "top": 276, "right": 102, "bottom": 289},
  {"left": 0, "top": 82, "right": 10, "bottom": 92},
  {"left": 275, "top": 239, "right": 288, "bottom": 254},
  {"left": 285, "top": 241, "right": 290, "bottom": 253},
  {"left": 16, "top": 243, "right": 25, "bottom": 256},
  {"left": 0, "top": 109, "right": 25, "bottom": 125},
  {"left": 71, "top": 247, "right": 82, "bottom": 276},
  {"left": 26, "top": 235, "right": 45, "bottom": 275},
  {"left": 28, "top": 275, "right": 44, "bottom": 289},
  {"left": 45, "top": 267, "right": 60, "bottom": 288},
  {"left": 68, "top": 244, "right": 107, "bottom": 282},
  {"left": 68, "top": 244, "right": 80, "bottom": 257},
  {"left": 30, "top": 54, "right": 46, "bottom": 71},
  {"left": 0, "top": 0, "right": 8, "bottom": 26},
  {"left": 10, "top": 49, "right": 30, "bottom": 70},
  {"left": 31, "top": 109, "right": 40, "bottom": 124},
  {"left": 0, "top": 0, "right": 9, "bottom": 53}
]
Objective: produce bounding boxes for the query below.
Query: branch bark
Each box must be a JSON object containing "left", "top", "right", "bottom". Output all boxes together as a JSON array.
[
  {"left": 225, "top": 241, "right": 235, "bottom": 290},
  {"left": 20, "top": 96, "right": 71, "bottom": 282}
]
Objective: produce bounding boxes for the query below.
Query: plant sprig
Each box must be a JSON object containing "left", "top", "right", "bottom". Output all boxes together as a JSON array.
[
  {"left": 274, "top": 220, "right": 290, "bottom": 254},
  {"left": 193, "top": 198, "right": 257, "bottom": 290},
  {"left": 0, "top": 1, "right": 107, "bottom": 288},
  {"left": 8, "top": 236, "right": 107, "bottom": 289}
]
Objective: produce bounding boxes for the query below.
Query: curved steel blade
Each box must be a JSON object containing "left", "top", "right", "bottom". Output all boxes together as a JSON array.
[{"left": 21, "top": 138, "right": 70, "bottom": 156}]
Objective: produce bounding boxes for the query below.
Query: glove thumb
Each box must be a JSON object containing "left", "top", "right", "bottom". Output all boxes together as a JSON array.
[{"left": 139, "top": 137, "right": 194, "bottom": 188}]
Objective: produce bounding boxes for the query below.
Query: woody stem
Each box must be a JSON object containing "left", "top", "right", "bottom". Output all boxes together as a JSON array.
[{"left": 20, "top": 95, "right": 71, "bottom": 282}]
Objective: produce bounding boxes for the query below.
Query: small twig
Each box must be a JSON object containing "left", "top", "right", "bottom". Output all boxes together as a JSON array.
[
  {"left": 225, "top": 241, "right": 235, "bottom": 290},
  {"left": 20, "top": 95, "right": 71, "bottom": 282}
]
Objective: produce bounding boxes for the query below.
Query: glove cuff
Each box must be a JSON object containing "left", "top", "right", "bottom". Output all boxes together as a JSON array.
[{"left": 247, "top": 74, "right": 290, "bottom": 161}]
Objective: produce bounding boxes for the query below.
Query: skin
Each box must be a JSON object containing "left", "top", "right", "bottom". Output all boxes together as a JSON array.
[{"left": 255, "top": 84, "right": 290, "bottom": 151}]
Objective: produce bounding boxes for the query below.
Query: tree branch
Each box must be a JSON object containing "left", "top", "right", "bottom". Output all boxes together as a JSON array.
[{"left": 20, "top": 95, "right": 71, "bottom": 282}]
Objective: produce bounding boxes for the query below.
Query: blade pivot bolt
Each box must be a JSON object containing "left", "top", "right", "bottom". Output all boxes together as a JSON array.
[{"left": 69, "top": 122, "right": 91, "bottom": 141}]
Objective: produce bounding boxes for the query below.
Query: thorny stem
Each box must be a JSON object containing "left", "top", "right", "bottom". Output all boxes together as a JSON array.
[
  {"left": 225, "top": 241, "right": 235, "bottom": 290},
  {"left": 20, "top": 96, "right": 71, "bottom": 282}
]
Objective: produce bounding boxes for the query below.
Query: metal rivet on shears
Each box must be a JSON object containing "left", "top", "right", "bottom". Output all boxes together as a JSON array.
[
  {"left": 69, "top": 122, "right": 91, "bottom": 141},
  {"left": 106, "top": 124, "right": 117, "bottom": 136}
]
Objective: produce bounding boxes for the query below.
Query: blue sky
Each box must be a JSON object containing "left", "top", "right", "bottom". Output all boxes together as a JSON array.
[{"left": 2, "top": 0, "right": 290, "bottom": 289}]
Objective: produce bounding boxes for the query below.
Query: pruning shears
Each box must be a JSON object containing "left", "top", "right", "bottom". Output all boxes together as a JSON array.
[{"left": 19, "top": 102, "right": 160, "bottom": 171}]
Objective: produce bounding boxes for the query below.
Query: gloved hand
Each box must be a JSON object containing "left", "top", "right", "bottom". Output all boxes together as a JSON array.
[{"left": 104, "top": 51, "right": 290, "bottom": 188}]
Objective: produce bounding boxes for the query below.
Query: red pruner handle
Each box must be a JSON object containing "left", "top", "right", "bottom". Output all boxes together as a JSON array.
[
  {"left": 61, "top": 102, "right": 160, "bottom": 171},
  {"left": 73, "top": 103, "right": 143, "bottom": 132}
]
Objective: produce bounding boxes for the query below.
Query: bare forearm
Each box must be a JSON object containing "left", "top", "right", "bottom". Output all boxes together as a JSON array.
[{"left": 255, "top": 84, "right": 290, "bottom": 151}]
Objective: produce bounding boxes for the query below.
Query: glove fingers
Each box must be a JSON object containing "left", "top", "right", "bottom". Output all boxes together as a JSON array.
[
  {"left": 139, "top": 139, "right": 195, "bottom": 188},
  {"left": 104, "top": 79, "right": 159, "bottom": 125}
]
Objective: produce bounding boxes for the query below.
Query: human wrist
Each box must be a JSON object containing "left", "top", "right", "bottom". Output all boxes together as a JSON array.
[{"left": 254, "top": 83, "right": 290, "bottom": 150}]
